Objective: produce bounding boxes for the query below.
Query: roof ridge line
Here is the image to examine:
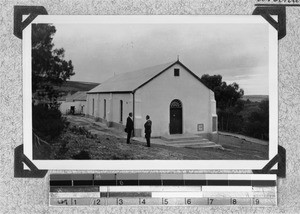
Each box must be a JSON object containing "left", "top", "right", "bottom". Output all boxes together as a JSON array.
[{"left": 87, "top": 60, "right": 180, "bottom": 94}]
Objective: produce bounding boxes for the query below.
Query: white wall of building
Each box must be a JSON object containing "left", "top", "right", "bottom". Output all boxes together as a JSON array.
[
  {"left": 86, "top": 94, "right": 98, "bottom": 117},
  {"left": 86, "top": 64, "right": 216, "bottom": 137},
  {"left": 137, "top": 64, "right": 216, "bottom": 137},
  {"left": 110, "top": 93, "right": 133, "bottom": 125},
  {"left": 86, "top": 93, "right": 133, "bottom": 125},
  {"left": 59, "top": 101, "right": 86, "bottom": 115}
]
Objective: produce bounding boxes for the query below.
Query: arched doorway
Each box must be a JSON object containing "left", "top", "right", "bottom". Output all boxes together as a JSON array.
[{"left": 170, "top": 99, "right": 183, "bottom": 134}]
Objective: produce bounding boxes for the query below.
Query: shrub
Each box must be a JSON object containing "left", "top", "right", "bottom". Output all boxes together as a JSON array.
[
  {"left": 72, "top": 150, "right": 91, "bottom": 159},
  {"left": 69, "top": 125, "right": 96, "bottom": 139},
  {"left": 244, "top": 109, "right": 269, "bottom": 140},
  {"left": 32, "top": 104, "right": 65, "bottom": 140},
  {"left": 217, "top": 110, "right": 244, "bottom": 133}
]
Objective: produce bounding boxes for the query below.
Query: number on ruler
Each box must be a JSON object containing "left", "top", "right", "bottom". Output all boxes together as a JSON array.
[
  {"left": 232, "top": 198, "right": 237, "bottom": 205},
  {"left": 254, "top": 198, "right": 260, "bottom": 205},
  {"left": 140, "top": 198, "right": 146, "bottom": 205},
  {"left": 186, "top": 198, "right": 192, "bottom": 205},
  {"left": 208, "top": 198, "right": 214, "bottom": 205},
  {"left": 73, "top": 199, "right": 77, "bottom": 205},
  {"left": 118, "top": 198, "right": 124, "bottom": 205},
  {"left": 94, "top": 199, "right": 101, "bottom": 205},
  {"left": 57, "top": 199, "right": 68, "bottom": 205},
  {"left": 119, "top": 180, "right": 124, "bottom": 185},
  {"left": 163, "top": 198, "right": 168, "bottom": 205}
]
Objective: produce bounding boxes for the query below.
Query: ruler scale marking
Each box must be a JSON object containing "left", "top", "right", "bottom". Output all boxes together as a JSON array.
[{"left": 49, "top": 173, "right": 277, "bottom": 206}]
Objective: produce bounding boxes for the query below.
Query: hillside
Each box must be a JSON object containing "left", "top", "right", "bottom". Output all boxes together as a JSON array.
[
  {"left": 55, "top": 81, "right": 100, "bottom": 95},
  {"left": 242, "top": 95, "right": 268, "bottom": 102}
]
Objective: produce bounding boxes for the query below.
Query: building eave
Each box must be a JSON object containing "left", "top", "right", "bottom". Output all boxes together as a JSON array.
[
  {"left": 132, "top": 60, "right": 212, "bottom": 93},
  {"left": 132, "top": 61, "right": 179, "bottom": 93},
  {"left": 176, "top": 61, "right": 213, "bottom": 92},
  {"left": 87, "top": 60, "right": 212, "bottom": 94},
  {"left": 87, "top": 90, "right": 133, "bottom": 94}
]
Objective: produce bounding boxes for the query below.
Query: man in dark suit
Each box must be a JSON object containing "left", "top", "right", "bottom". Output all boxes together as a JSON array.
[
  {"left": 125, "top": 112, "right": 134, "bottom": 144},
  {"left": 144, "top": 115, "right": 152, "bottom": 147}
]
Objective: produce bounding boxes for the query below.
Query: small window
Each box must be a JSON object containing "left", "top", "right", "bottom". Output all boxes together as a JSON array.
[
  {"left": 174, "top": 68, "right": 180, "bottom": 76},
  {"left": 212, "top": 116, "right": 217, "bottom": 132}
]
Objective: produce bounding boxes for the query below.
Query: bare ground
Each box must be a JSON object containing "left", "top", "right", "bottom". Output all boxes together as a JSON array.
[{"left": 33, "top": 115, "right": 268, "bottom": 160}]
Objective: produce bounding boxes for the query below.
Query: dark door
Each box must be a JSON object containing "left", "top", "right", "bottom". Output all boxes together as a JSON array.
[
  {"left": 70, "top": 106, "right": 75, "bottom": 115},
  {"left": 170, "top": 99, "right": 182, "bottom": 134}
]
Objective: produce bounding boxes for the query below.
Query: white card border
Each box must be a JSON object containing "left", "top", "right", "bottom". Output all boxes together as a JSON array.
[{"left": 23, "top": 15, "right": 278, "bottom": 170}]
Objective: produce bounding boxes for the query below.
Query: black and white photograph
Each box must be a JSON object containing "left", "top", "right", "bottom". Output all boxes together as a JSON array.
[{"left": 23, "top": 16, "right": 278, "bottom": 170}]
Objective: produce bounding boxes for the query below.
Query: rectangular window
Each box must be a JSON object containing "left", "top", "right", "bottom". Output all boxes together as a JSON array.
[
  {"left": 92, "top": 99, "right": 94, "bottom": 116},
  {"left": 120, "top": 100, "right": 123, "bottom": 123},
  {"left": 174, "top": 68, "right": 180, "bottom": 76},
  {"left": 104, "top": 99, "right": 106, "bottom": 119},
  {"left": 98, "top": 100, "right": 101, "bottom": 116},
  {"left": 212, "top": 116, "right": 217, "bottom": 132}
]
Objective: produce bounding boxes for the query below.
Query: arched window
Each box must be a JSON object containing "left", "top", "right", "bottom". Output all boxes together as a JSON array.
[{"left": 170, "top": 99, "right": 182, "bottom": 108}]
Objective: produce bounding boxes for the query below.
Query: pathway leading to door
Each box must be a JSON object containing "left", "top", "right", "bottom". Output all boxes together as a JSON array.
[
  {"left": 53, "top": 115, "right": 268, "bottom": 160},
  {"left": 134, "top": 133, "right": 223, "bottom": 149},
  {"left": 66, "top": 115, "right": 223, "bottom": 149}
]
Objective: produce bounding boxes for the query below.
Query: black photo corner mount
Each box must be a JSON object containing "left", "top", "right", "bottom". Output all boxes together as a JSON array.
[
  {"left": 252, "top": 145, "right": 286, "bottom": 178},
  {"left": 14, "top": 144, "right": 48, "bottom": 178},
  {"left": 253, "top": 5, "right": 286, "bottom": 40},
  {"left": 14, "top": 5, "right": 48, "bottom": 39},
  {"left": 14, "top": 5, "right": 48, "bottom": 178},
  {"left": 252, "top": 5, "right": 286, "bottom": 178},
  {"left": 13, "top": 5, "right": 286, "bottom": 178}
]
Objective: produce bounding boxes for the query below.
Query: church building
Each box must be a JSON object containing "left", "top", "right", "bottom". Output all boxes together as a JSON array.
[{"left": 86, "top": 60, "right": 217, "bottom": 139}]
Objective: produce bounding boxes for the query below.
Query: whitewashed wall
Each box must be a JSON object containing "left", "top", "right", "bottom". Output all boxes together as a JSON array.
[
  {"left": 86, "top": 94, "right": 98, "bottom": 117},
  {"left": 86, "top": 93, "right": 133, "bottom": 125},
  {"left": 86, "top": 64, "right": 216, "bottom": 137},
  {"left": 137, "top": 64, "right": 216, "bottom": 137},
  {"left": 59, "top": 101, "right": 86, "bottom": 115},
  {"left": 110, "top": 93, "right": 133, "bottom": 125}
]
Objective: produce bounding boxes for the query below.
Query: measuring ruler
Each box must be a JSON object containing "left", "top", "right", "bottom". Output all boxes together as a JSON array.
[{"left": 49, "top": 173, "right": 277, "bottom": 206}]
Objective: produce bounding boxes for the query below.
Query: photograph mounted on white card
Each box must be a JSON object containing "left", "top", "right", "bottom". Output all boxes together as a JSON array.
[{"left": 22, "top": 15, "right": 278, "bottom": 170}]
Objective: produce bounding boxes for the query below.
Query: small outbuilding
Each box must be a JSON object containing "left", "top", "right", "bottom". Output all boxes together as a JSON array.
[
  {"left": 59, "top": 91, "right": 87, "bottom": 115},
  {"left": 86, "top": 60, "right": 217, "bottom": 139}
]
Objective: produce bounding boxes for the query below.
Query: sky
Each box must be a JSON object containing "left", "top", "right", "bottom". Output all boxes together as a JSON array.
[{"left": 51, "top": 22, "right": 270, "bottom": 95}]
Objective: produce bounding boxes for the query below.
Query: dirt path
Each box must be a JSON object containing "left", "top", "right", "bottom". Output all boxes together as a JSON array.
[
  {"left": 41, "top": 115, "right": 268, "bottom": 160},
  {"left": 66, "top": 115, "right": 127, "bottom": 138}
]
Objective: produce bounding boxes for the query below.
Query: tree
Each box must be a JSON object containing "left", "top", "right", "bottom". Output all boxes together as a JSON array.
[
  {"left": 200, "top": 74, "right": 244, "bottom": 110},
  {"left": 32, "top": 24, "right": 74, "bottom": 141},
  {"left": 32, "top": 104, "right": 65, "bottom": 140},
  {"left": 200, "top": 74, "right": 245, "bottom": 132},
  {"left": 200, "top": 74, "right": 222, "bottom": 91},
  {"left": 32, "top": 24, "right": 74, "bottom": 105},
  {"left": 244, "top": 99, "right": 269, "bottom": 140}
]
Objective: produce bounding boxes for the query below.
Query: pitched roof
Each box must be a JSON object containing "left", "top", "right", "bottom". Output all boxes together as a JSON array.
[
  {"left": 88, "top": 60, "right": 209, "bottom": 94},
  {"left": 57, "top": 95, "right": 67, "bottom": 101},
  {"left": 88, "top": 61, "right": 177, "bottom": 94},
  {"left": 66, "top": 91, "right": 87, "bottom": 101}
]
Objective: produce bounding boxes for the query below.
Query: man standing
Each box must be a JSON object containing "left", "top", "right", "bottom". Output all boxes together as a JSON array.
[
  {"left": 144, "top": 115, "right": 152, "bottom": 147},
  {"left": 125, "top": 112, "right": 134, "bottom": 144}
]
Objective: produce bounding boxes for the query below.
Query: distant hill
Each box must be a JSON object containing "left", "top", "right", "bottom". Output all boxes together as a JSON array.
[
  {"left": 55, "top": 81, "right": 100, "bottom": 96},
  {"left": 242, "top": 95, "right": 269, "bottom": 102}
]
